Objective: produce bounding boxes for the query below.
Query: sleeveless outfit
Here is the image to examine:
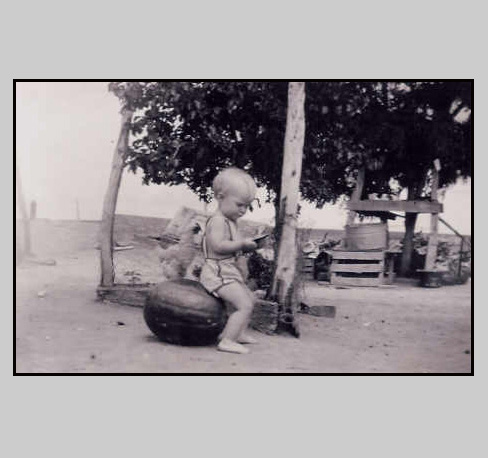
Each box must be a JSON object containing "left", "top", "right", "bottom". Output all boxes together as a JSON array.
[{"left": 199, "top": 216, "right": 245, "bottom": 297}]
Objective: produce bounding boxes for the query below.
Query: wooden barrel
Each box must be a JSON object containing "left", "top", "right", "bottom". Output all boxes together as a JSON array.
[
  {"left": 144, "top": 279, "right": 226, "bottom": 346},
  {"left": 345, "top": 223, "right": 388, "bottom": 251}
]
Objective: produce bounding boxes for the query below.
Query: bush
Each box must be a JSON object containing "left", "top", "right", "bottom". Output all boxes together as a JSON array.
[
  {"left": 409, "top": 233, "right": 471, "bottom": 284},
  {"left": 247, "top": 251, "right": 274, "bottom": 291}
]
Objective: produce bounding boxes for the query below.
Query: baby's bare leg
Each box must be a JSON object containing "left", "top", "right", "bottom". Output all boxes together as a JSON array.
[
  {"left": 236, "top": 285, "right": 258, "bottom": 344},
  {"left": 216, "top": 282, "right": 254, "bottom": 354}
]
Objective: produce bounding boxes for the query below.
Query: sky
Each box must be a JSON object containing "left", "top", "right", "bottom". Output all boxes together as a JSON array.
[{"left": 15, "top": 82, "right": 472, "bottom": 235}]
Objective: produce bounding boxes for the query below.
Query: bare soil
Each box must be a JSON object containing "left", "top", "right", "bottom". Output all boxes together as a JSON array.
[{"left": 15, "top": 219, "right": 472, "bottom": 374}]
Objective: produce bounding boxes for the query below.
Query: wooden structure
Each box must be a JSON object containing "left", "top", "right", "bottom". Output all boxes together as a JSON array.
[
  {"left": 424, "top": 160, "right": 441, "bottom": 270},
  {"left": 331, "top": 250, "right": 385, "bottom": 287},
  {"left": 347, "top": 200, "right": 443, "bottom": 214},
  {"left": 301, "top": 257, "right": 315, "bottom": 279},
  {"left": 332, "top": 161, "right": 443, "bottom": 287}
]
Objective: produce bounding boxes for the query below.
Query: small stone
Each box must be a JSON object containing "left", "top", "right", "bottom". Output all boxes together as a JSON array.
[
  {"left": 464, "top": 350, "right": 470, "bottom": 355},
  {"left": 37, "top": 291, "right": 47, "bottom": 298}
]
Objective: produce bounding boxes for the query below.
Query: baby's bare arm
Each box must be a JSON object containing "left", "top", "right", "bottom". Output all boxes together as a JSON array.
[{"left": 206, "top": 219, "right": 257, "bottom": 255}]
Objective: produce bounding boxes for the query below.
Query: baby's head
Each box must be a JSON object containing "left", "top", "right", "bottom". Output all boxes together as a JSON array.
[{"left": 212, "top": 168, "right": 257, "bottom": 221}]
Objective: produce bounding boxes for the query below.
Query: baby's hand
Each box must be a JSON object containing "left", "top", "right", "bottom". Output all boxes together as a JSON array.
[{"left": 241, "top": 238, "right": 258, "bottom": 252}]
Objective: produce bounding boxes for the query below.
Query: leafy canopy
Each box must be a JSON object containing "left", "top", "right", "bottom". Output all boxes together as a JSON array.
[{"left": 109, "top": 81, "right": 471, "bottom": 206}]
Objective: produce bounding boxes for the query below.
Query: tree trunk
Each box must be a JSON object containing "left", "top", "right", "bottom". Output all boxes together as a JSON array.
[
  {"left": 16, "top": 159, "right": 32, "bottom": 261},
  {"left": 270, "top": 82, "right": 306, "bottom": 336},
  {"left": 267, "top": 189, "right": 282, "bottom": 300},
  {"left": 99, "top": 107, "right": 133, "bottom": 287},
  {"left": 400, "top": 212, "right": 418, "bottom": 277}
]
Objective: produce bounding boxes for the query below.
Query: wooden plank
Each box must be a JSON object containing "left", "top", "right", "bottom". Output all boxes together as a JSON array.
[
  {"left": 385, "top": 253, "right": 396, "bottom": 285},
  {"left": 425, "top": 166, "right": 440, "bottom": 270},
  {"left": 332, "top": 251, "right": 385, "bottom": 261},
  {"left": 347, "top": 200, "right": 443, "bottom": 214},
  {"left": 330, "top": 263, "right": 384, "bottom": 273},
  {"left": 331, "top": 274, "right": 382, "bottom": 287},
  {"left": 438, "top": 216, "right": 464, "bottom": 238},
  {"left": 355, "top": 210, "right": 398, "bottom": 220}
]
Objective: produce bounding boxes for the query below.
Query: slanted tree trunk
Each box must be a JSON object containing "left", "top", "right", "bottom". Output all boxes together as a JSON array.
[
  {"left": 270, "top": 82, "right": 306, "bottom": 336},
  {"left": 16, "top": 158, "right": 32, "bottom": 262},
  {"left": 100, "top": 107, "right": 133, "bottom": 287}
]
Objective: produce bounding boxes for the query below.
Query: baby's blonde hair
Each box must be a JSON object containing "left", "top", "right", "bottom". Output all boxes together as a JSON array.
[{"left": 212, "top": 167, "right": 257, "bottom": 201}]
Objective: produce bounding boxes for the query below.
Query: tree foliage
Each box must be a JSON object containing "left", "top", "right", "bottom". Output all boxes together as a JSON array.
[
  {"left": 373, "top": 81, "right": 471, "bottom": 198},
  {"left": 108, "top": 81, "right": 472, "bottom": 209}
]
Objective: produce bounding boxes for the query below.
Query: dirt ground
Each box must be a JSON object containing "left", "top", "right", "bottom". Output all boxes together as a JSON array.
[{"left": 15, "top": 243, "right": 472, "bottom": 374}]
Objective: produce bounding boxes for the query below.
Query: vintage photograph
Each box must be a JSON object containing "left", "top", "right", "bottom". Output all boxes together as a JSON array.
[{"left": 15, "top": 81, "right": 472, "bottom": 374}]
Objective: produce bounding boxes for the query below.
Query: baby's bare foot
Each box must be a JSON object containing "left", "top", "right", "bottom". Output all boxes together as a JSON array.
[
  {"left": 237, "top": 333, "right": 258, "bottom": 344},
  {"left": 217, "top": 339, "right": 249, "bottom": 354}
]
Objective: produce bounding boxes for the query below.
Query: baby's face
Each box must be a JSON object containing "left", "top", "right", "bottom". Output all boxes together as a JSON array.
[{"left": 219, "top": 188, "right": 255, "bottom": 222}]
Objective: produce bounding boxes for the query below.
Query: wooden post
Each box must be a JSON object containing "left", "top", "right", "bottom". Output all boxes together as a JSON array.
[
  {"left": 16, "top": 158, "right": 32, "bottom": 258},
  {"left": 346, "top": 167, "right": 365, "bottom": 226},
  {"left": 425, "top": 160, "right": 441, "bottom": 270},
  {"left": 457, "top": 237, "right": 465, "bottom": 279},
  {"left": 270, "top": 82, "right": 306, "bottom": 336},
  {"left": 100, "top": 107, "right": 134, "bottom": 287},
  {"left": 30, "top": 200, "right": 37, "bottom": 220}
]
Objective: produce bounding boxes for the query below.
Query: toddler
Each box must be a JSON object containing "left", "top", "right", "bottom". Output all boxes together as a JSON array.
[{"left": 200, "top": 168, "right": 259, "bottom": 354}]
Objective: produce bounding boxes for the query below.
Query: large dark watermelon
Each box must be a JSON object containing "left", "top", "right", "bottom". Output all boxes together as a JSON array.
[{"left": 143, "top": 279, "right": 226, "bottom": 346}]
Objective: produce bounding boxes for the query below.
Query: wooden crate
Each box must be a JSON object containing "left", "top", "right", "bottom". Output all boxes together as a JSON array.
[
  {"left": 301, "top": 257, "right": 315, "bottom": 279},
  {"left": 330, "top": 250, "right": 385, "bottom": 287},
  {"left": 301, "top": 257, "right": 314, "bottom": 273}
]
